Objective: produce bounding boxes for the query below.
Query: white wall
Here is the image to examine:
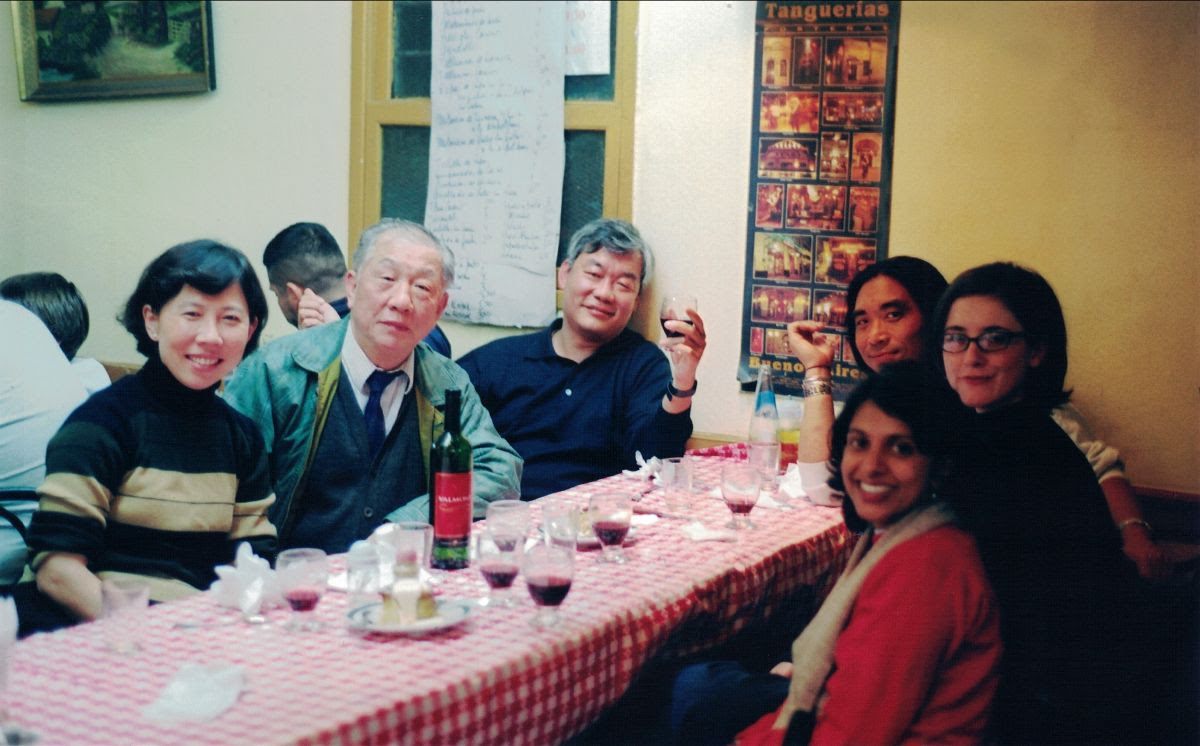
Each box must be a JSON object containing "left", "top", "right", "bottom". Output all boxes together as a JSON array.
[
  {"left": 632, "top": 1, "right": 1199, "bottom": 492},
  {"left": 0, "top": 0, "right": 352, "bottom": 358},
  {"left": 2, "top": 1, "right": 1196, "bottom": 491}
]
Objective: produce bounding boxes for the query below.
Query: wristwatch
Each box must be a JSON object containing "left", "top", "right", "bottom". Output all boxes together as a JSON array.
[{"left": 667, "top": 379, "right": 698, "bottom": 401}]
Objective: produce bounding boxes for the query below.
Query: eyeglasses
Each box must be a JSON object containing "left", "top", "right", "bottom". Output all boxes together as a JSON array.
[{"left": 941, "top": 329, "right": 1025, "bottom": 353}]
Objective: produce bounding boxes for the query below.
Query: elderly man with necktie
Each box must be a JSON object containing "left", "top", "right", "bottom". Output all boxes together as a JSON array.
[{"left": 225, "top": 219, "right": 520, "bottom": 552}]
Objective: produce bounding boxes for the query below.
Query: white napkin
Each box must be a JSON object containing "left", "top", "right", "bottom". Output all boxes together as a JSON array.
[
  {"left": 210, "top": 543, "right": 283, "bottom": 615},
  {"left": 621, "top": 451, "right": 661, "bottom": 480},
  {"left": 681, "top": 521, "right": 737, "bottom": 542},
  {"left": 143, "top": 663, "right": 244, "bottom": 723}
]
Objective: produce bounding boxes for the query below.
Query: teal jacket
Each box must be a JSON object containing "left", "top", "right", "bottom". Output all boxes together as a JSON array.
[{"left": 223, "top": 318, "right": 522, "bottom": 543}]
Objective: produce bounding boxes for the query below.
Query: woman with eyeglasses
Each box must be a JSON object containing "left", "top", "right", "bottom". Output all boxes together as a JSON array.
[{"left": 931, "top": 262, "right": 1150, "bottom": 743}]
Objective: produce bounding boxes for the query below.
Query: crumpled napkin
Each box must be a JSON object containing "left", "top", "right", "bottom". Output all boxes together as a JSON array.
[
  {"left": 143, "top": 663, "right": 244, "bottom": 722},
  {"left": 622, "top": 451, "right": 661, "bottom": 480},
  {"left": 681, "top": 521, "right": 737, "bottom": 542},
  {"left": 778, "top": 463, "right": 809, "bottom": 502},
  {"left": 210, "top": 543, "right": 282, "bottom": 616}
]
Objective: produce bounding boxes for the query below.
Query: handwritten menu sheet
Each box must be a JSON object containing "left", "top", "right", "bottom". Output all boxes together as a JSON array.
[{"left": 426, "top": 2, "right": 565, "bottom": 327}]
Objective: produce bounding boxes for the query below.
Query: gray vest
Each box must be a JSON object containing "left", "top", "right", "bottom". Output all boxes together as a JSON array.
[{"left": 288, "top": 370, "right": 425, "bottom": 552}]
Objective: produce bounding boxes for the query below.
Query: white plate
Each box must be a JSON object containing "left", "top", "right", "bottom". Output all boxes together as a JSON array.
[{"left": 347, "top": 598, "right": 472, "bottom": 635}]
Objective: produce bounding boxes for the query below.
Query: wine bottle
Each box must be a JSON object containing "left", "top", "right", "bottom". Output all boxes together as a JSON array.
[{"left": 430, "top": 389, "right": 472, "bottom": 570}]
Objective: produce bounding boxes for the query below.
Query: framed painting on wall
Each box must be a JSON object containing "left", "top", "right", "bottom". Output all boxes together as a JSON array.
[{"left": 10, "top": 0, "right": 214, "bottom": 102}]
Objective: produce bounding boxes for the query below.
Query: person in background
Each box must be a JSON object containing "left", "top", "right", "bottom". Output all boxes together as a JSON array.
[
  {"left": 457, "top": 218, "right": 707, "bottom": 499},
  {"left": 264, "top": 221, "right": 451, "bottom": 357},
  {"left": 19, "top": 241, "right": 277, "bottom": 635},
  {"left": 225, "top": 219, "right": 520, "bottom": 552},
  {"left": 671, "top": 363, "right": 1001, "bottom": 746},
  {"left": 0, "top": 301, "right": 89, "bottom": 589},
  {"left": 788, "top": 257, "right": 1169, "bottom": 582},
  {"left": 786, "top": 256, "right": 947, "bottom": 505},
  {"left": 1, "top": 272, "right": 110, "bottom": 395}
]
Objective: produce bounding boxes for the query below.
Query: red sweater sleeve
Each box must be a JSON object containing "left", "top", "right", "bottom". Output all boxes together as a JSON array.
[{"left": 811, "top": 526, "right": 1001, "bottom": 746}]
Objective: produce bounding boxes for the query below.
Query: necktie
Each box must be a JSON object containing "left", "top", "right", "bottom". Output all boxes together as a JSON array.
[{"left": 364, "top": 369, "right": 401, "bottom": 459}]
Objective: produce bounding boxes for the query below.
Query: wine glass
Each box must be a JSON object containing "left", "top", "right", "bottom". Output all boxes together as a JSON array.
[
  {"left": 659, "top": 295, "right": 698, "bottom": 339},
  {"left": 522, "top": 543, "right": 574, "bottom": 628},
  {"left": 276, "top": 548, "right": 329, "bottom": 631},
  {"left": 0, "top": 599, "right": 35, "bottom": 745},
  {"left": 721, "top": 462, "right": 760, "bottom": 530},
  {"left": 588, "top": 492, "right": 633, "bottom": 564},
  {"left": 660, "top": 456, "right": 693, "bottom": 518},
  {"left": 748, "top": 441, "right": 786, "bottom": 508},
  {"left": 476, "top": 529, "right": 522, "bottom": 608},
  {"left": 486, "top": 500, "right": 531, "bottom": 551}
]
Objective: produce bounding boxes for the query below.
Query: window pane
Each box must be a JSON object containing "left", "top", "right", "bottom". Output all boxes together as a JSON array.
[
  {"left": 380, "top": 126, "right": 430, "bottom": 222},
  {"left": 564, "top": 2, "right": 617, "bottom": 101},
  {"left": 392, "top": 0, "right": 432, "bottom": 99},
  {"left": 559, "top": 130, "right": 606, "bottom": 262},
  {"left": 381, "top": 126, "right": 604, "bottom": 265},
  {"left": 392, "top": 0, "right": 616, "bottom": 101}
]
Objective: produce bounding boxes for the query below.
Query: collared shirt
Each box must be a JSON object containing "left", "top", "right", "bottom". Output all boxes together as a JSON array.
[
  {"left": 340, "top": 330, "right": 415, "bottom": 436},
  {"left": 458, "top": 319, "right": 692, "bottom": 499}
]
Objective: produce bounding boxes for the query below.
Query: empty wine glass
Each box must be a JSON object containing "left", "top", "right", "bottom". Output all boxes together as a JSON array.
[
  {"left": 522, "top": 543, "right": 574, "bottom": 628},
  {"left": 541, "top": 498, "right": 580, "bottom": 550},
  {"left": 477, "top": 529, "right": 522, "bottom": 608},
  {"left": 748, "top": 441, "right": 786, "bottom": 507},
  {"left": 276, "top": 548, "right": 328, "bottom": 631},
  {"left": 659, "top": 295, "right": 698, "bottom": 339},
  {"left": 486, "top": 500, "right": 531, "bottom": 551},
  {"left": 0, "top": 599, "right": 35, "bottom": 745},
  {"left": 721, "top": 462, "right": 760, "bottom": 530},
  {"left": 660, "top": 456, "right": 693, "bottom": 518},
  {"left": 588, "top": 492, "right": 633, "bottom": 564}
]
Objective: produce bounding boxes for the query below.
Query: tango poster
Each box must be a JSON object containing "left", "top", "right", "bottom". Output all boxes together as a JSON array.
[{"left": 739, "top": 0, "right": 900, "bottom": 399}]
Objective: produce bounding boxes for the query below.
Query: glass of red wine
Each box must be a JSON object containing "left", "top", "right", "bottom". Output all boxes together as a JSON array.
[
  {"left": 659, "top": 295, "right": 698, "bottom": 339},
  {"left": 276, "top": 548, "right": 329, "bottom": 631},
  {"left": 522, "top": 543, "right": 574, "bottom": 628},
  {"left": 721, "top": 463, "right": 761, "bottom": 530},
  {"left": 588, "top": 492, "right": 633, "bottom": 564},
  {"left": 476, "top": 528, "right": 522, "bottom": 608}
]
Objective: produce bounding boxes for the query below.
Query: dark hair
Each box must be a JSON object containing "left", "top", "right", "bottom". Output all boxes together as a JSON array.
[
  {"left": 564, "top": 218, "right": 653, "bottom": 291},
  {"left": 828, "top": 361, "right": 957, "bottom": 532},
  {"left": 120, "top": 240, "right": 268, "bottom": 358},
  {"left": 262, "top": 222, "right": 347, "bottom": 296},
  {"left": 845, "top": 256, "right": 948, "bottom": 372},
  {"left": 0, "top": 272, "right": 90, "bottom": 359},
  {"left": 932, "top": 262, "right": 1070, "bottom": 412}
]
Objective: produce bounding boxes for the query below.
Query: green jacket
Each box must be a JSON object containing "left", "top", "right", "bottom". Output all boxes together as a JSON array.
[{"left": 223, "top": 318, "right": 522, "bottom": 543}]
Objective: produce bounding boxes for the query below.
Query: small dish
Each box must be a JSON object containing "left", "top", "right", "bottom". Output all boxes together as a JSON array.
[{"left": 347, "top": 598, "right": 472, "bottom": 635}]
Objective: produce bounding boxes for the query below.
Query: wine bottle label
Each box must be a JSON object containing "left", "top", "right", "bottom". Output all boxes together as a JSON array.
[{"left": 433, "top": 472, "right": 472, "bottom": 539}]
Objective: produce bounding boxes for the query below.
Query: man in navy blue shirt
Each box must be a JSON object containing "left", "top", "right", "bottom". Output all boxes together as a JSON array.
[
  {"left": 265, "top": 221, "right": 452, "bottom": 357},
  {"left": 457, "top": 218, "right": 707, "bottom": 499}
]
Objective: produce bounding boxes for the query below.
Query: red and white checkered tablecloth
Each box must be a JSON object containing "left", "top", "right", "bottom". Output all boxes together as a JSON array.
[{"left": 9, "top": 455, "right": 849, "bottom": 746}]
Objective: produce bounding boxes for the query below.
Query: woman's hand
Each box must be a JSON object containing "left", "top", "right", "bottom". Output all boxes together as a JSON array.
[
  {"left": 787, "top": 320, "right": 836, "bottom": 374},
  {"left": 1122, "top": 528, "right": 1171, "bottom": 582}
]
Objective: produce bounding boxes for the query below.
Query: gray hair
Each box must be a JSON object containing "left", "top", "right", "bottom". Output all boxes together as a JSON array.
[
  {"left": 353, "top": 218, "right": 456, "bottom": 286},
  {"left": 564, "top": 218, "right": 654, "bottom": 291}
]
